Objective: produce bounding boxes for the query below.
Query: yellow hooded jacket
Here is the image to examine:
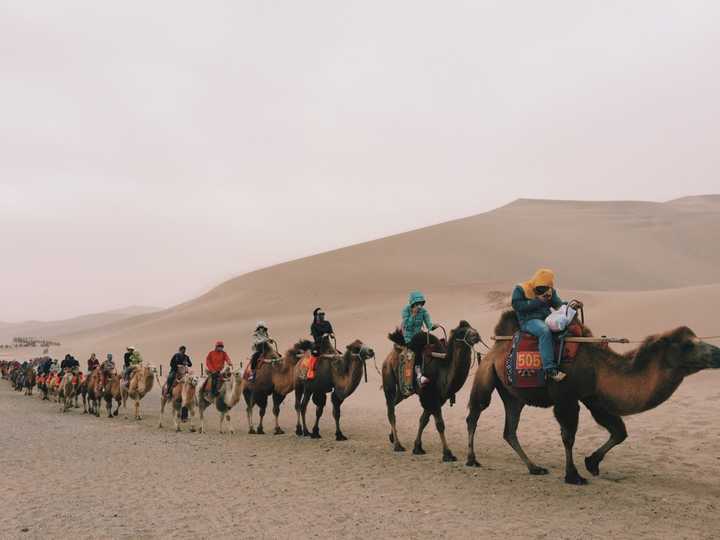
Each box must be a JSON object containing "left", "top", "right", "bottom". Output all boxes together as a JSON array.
[{"left": 512, "top": 269, "right": 564, "bottom": 324}]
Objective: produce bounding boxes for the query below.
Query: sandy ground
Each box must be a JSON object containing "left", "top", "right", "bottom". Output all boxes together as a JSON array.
[{"left": 2, "top": 360, "right": 719, "bottom": 540}]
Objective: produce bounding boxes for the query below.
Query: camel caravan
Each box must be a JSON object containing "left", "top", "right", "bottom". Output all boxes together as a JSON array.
[{"left": 2, "top": 272, "right": 720, "bottom": 486}]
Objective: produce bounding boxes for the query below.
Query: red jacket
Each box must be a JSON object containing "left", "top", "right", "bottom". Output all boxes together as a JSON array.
[{"left": 206, "top": 350, "right": 232, "bottom": 373}]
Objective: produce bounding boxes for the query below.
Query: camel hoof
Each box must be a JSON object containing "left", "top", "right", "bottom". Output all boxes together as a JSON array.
[
  {"left": 310, "top": 431, "right": 322, "bottom": 439},
  {"left": 529, "top": 465, "right": 549, "bottom": 476},
  {"left": 303, "top": 430, "right": 311, "bottom": 437},
  {"left": 412, "top": 445, "right": 426, "bottom": 455},
  {"left": 393, "top": 443, "right": 406, "bottom": 452},
  {"left": 158, "top": 423, "right": 163, "bottom": 429},
  {"left": 584, "top": 456, "right": 600, "bottom": 477},
  {"left": 565, "top": 473, "right": 588, "bottom": 485},
  {"left": 113, "top": 411, "right": 119, "bottom": 417},
  {"left": 335, "top": 433, "right": 347, "bottom": 442},
  {"left": 189, "top": 427, "right": 196, "bottom": 433},
  {"left": 274, "top": 427, "right": 284, "bottom": 435},
  {"left": 176, "top": 427, "right": 181, "bottom": 432},
  {"left": 466, "top": 457, "right": 482, "bottom": 468},
  {"left": 442, "top": 451, "right": 458, "bottom": 463},
  {"left": 295, "top": 425, "right": 303, "bottom": 436},
  {"left": 389, "top": 433, "right": 395, "bottom": 444},
  {"left": 256, "top": 426, "right": 264, "bottom": 435},
  {"left": 248, "top": 427, "right": 256, "bottom": 434}
]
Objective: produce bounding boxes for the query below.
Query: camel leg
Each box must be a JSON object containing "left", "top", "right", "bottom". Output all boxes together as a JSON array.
[
  {"left": 246, "top": 403, "right": 256, "bottom": 435},
  {"left": 294, "top": 386, "right": 305, "bottom": 436},
  {"left": 433, "top": 409, "right": 457, "bottom": 462},
  {"left": 465, "top": 384, "right": 493, "bottom": 468},
  {"left": 134, "top": 399, "right": 141, "bottom": 420},
  {"left": 311, "top": 392, "right": 326, "bottom": 439},
  {"left": 272, "top": 392, "right": 285, "bottom": 435},
  {"left": 256, "top": 394, "right": 268, "bottom": 435},
  {"left": 583, "top": 403, "right": 627, "bottom": 477},
  {"left": 554, "top": 399, "right": 586, "bottom": 485},
  {"left": 159, "top": 398, "right": 166, "bottom": 428},
  {"left": 174, "top": 407, "right": 181, "bottom": 432},
  {"left": 497, "top": 390, "right": 548, "bottom": 475},
  {"left": 331, "top": 392, "right": 346, "bottom": 441},
  {"left": 226, "top": 413, "right": 234, "bottom": 435},
  {"left": 113, "top": 398, "right": 121, "bottom": 417},
  {"left": 412, "top": 409, "right": 432, "bottom": 455},
  {"left": 199, "top": 401, "right": 206, "bottom": 434},
  {"left": 300, "top": 390, "right": 312, "bottom": 437},
  {"left": 385, "top": 384, "right": 405, "bottom": 452},
  {"left": 188, "top": 407, "right": 196, "bottom": 433}
]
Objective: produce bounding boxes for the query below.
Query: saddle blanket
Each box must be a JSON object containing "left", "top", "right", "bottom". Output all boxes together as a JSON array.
[
  {"left": 397, "top": 349, "right": 415, "bottom": 397},
  {"left": 505, "top": 323, "right": 583, "bottom": 388},
  {"left": 506, "top": 333, "right": 546, "bottom": 388}
]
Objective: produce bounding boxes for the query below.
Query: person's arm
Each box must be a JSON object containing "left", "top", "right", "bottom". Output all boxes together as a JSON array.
[
  {"left": 551, "top": 289, "right": 564, "bottom": 309},
  {"left": 422, "top": 309, "right": 434, "bottom": 331},
  {"left": 224, "top": 352, "right": 233, "bottom": 367},
  {"left": 511, "top": 286, "right": 545, "bottom": 314},
  {"left": 327, "top": 322, "right": 334, "bottom": 335},
  {"left": 186, "top": 356, "right": 192, "bottom": 367},
  {"left": 311, "top": 323, "right": 320, "bottom": 342}
]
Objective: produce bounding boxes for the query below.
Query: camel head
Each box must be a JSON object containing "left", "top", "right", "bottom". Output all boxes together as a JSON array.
[
  {"left": 450, "top": 320, "right": 481, "bottom": 348},
  {"left": 639, "top": 326, "right": 720, "bottom": 375},
  {"left": 346, "top": 339, "right": 375, "bottom": 361}
]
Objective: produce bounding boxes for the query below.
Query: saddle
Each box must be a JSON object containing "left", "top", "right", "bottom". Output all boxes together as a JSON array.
[{"left": 505, "top": 321, "right": 583, "bottom": 388}]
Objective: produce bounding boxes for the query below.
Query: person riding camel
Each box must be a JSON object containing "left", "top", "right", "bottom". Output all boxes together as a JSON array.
[
  {"left": 87, "top": 353, "right": 99, "bottom": 374},
  {"left": 122, "top": 346, "right": 143, "bottom": 382},
  {"left": 206, "top": 340, "right": 233, "bottom": 395},
  {"left": 248, "top": 322, "right": 271, "bottom": 382},
  {"left": 511, "top": 268, "right": 583, "bottom": 382},
  {"left": 311, "top": 308, "right": 334, "bottom": 349},
  {"left": 60, "top": 354, "right": 80, "bottom": 374},
  {"left": 100, "top": 353, "right": 115, "bottom": 388},
  {"left": 401, "top": 291, "right": 438, "bottom": 387},
  {"left": 166, "top": 345, "right": 192, "bottom": 397}
]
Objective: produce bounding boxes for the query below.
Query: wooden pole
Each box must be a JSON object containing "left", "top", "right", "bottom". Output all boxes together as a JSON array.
[{"left": 492, "top": 336, "right": 630, "bottom": 344}]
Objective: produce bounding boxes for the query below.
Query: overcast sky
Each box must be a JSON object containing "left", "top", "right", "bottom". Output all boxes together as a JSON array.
[{"left": 1, "top": 1, "right": 718, "bottom": 321}]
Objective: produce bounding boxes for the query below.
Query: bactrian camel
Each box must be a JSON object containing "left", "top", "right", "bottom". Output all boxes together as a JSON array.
[
  {"left": 466, "top": 311, "right": 720, "bottom": 484},
  {"left": 294, "top": 336, "right": 375, "bottom": 441},
  {"left": 383, "top": 321, "right": 481, "bottom": 461}
]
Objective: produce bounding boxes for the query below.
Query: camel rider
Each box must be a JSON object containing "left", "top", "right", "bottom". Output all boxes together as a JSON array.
[
  {"left": 311, "top": 308, "right": 334, "bottom": 348},
  {"left": 166, "top": 345, "right": 192, "bottom": 396},
  {"left": 401, "top": 291, "right": 438, "bottom": 387},
  {"left": 60, "top": 354, "right": 80, "bottom": 373},
  {"left": 248, "top": 322, "right": 271, "bottom": 382},
  {"left": 511, "top": 269, "right": 583, "bottom": 382},
  {"left": 87, "top": 353, "right": 99, "bottom": 374},
  {"left": 38, "top": 357, "right": 53, "bottom": 376},
  {"left": 100, "top": 353, "right": 115, "bottom": 387},
  {"left": 206, "top": 340, "right": 233, "bottom": 395},
  {"left": 122, "top": 347, "right": 143, "bottom": 382}
]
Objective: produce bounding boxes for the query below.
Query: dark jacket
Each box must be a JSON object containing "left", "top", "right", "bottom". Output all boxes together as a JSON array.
[
  {"left": 511, "top": 285, "right": 564, "bottom": 324},
  {"left": 124, "top": 351, "right": 133, "bottom": 368},
  {"left": 60, "top": 356, "right": 79, "bottom": 371},
  {"left": 39, "top": 358, "right": 53, "bottom": 375},
  {"left": 169, "top": 352, "right": 192, "bottom": 372},
  {"left": 311, "top": 320, "right": 334, "bottom": 345}
]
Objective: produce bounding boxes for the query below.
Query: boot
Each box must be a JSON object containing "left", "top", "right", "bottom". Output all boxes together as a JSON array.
[
  {"left": 415, "top": 366, "right": 429, "bottom": 387},
  {"left": 547, "top": 369, "right": 566, "bottom": 382}
]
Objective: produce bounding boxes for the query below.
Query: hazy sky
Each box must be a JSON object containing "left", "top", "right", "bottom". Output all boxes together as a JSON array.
[{"left": 2, "top": 1, "right": 719, "bottom": 321}]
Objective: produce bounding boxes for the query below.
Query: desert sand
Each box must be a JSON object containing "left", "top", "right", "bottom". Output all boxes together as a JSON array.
[{"left": 2, "top": 197, "right": 720, "bottom": 539}]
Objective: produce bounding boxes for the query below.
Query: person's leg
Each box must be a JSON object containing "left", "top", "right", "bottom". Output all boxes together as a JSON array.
[
  {"left": 166, "top": 371, "right": 176, "bottom": 397},
  {"left": 520, "top": 320, "right": 558, "bottom": 373}
]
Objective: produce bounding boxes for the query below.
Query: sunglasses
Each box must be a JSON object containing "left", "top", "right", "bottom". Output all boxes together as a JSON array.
[{"left": 534, "top": 286, "right": 550, "bottom": 295}]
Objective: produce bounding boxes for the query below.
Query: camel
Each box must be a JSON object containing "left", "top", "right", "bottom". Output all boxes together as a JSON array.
[
  {"left": 383, "top": 321, "right": 481, "bottom": 461},
  {"left": 102, "top": 373, "right": 123, "bottom": 418},
  {"left": 122, "top": 364, "right": 159, "bottom": 420},
  {"left": 241, "top": 339, "right": 305, "bottom": 435},
  {"left": 466, "top": 311, "right": 720, "bottom": 485},
  {"left": 159, "top": 366, "right": 199, "bottom": 432},
  {"left": 59, "top": 371, "right": 78, "bottom": 413},
  {"left": 198, "top": 369, "right": 243, "bottom": 434},
  {"left": 23, "top": 367, "right": 36, "bottom": 396},
  {"left": 85, "top": 368, "right": 103, "bottom": 416},
  {"left": 294, "top": 337, "right": 375, "bottom": 440}
]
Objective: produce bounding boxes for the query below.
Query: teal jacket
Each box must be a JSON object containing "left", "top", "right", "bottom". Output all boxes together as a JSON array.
[
  {"left": 511, "top": 285, "right": 564, "bottom": 324},
  {"left": 402, "top": 291, "right": 433, "bottom": 344}
]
